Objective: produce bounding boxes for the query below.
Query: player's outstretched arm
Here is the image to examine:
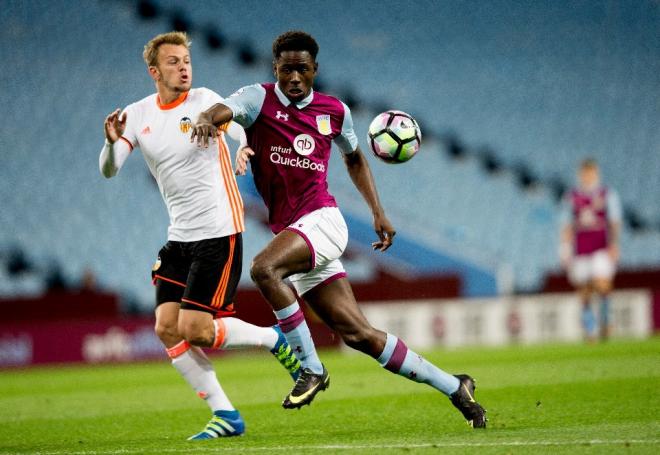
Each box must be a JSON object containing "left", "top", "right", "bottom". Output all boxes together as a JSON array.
[
  {"left": 343, "top": 147, "right": 396, "bottom": 251},
  {"left": 191, "top": 103, "right": 234, "bottom": 148},
  {"left": 99, "top": 109, "right": 131, "bottom": 178}
]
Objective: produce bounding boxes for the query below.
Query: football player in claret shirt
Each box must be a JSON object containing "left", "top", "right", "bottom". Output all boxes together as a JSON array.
[
  {"left": 99, "top": 32, "right": 301, "bottom": 440},
  {"left": 192, "top": 30, "right": 486, "bottom": 428},
  {"left": 560, "top": 158, "right": 622, "bottom": 341}
]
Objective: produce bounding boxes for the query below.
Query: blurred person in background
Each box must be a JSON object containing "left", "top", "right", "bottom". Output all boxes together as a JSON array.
[
  {"left": 559, "top": 158, "right": 622, "bottom": 341},
  {"left": 99, "top": 31, "right": 300, "bottom": 440}
]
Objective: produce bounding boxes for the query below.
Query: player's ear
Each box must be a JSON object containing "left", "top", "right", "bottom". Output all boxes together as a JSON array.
[
  {"left": 313, "top": 61, "right": 318, "bottom": 74},
  {"left": 272, "top": 59, "right": 278, "bottom": 78},
  {"left": 148, "top": 66, "right": 160, "bottom": 82}
]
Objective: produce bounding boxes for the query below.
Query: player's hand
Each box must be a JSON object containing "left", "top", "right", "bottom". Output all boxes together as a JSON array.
[
  {"left": 104, "top": 109, "right": 126, "bottom": 144},
  {"left": 190, "top": 121, "right": 217, "bottom": 148},
  {"left": 608, "top": 243, "right": 620, "bottom": 263},
  {"left": 235, "top": 146, "right": 255, "bottom": 176},
  {"left": 372, "top": 212, "right": 396, "bottom": 252}
]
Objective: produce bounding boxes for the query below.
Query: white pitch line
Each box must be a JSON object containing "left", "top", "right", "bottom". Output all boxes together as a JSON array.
[{"left": 5, "top": 439, "right": 660, "bottom": 455}]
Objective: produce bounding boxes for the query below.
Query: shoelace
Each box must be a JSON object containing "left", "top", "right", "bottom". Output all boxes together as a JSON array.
[{"left": 274, "top": 345, "right": 301, "bottom": 371}]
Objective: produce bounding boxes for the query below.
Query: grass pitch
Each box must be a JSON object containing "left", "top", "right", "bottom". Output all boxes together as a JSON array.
[{"left": 0, "top": 337, "right": 658, "bottom": 454}]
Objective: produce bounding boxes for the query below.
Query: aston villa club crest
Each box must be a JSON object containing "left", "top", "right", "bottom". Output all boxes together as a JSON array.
[
  {"left": 316, "top": 114, "right": 331, "bottom": 135},
  {"left": 179, "top": 117, "right": 192, "bottom": 133}
]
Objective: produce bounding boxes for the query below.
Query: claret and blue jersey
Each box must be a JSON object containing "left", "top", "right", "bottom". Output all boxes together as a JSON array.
[
  {"left": 559, "top": 186, "right": 622, "bottom": 256},
  {"left": 223, "top": 83, "right": 359, "bottom": 233}
]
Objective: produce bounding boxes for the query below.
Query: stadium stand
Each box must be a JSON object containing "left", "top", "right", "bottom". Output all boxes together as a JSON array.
[{"left": 1, "top": 0, "right": 658, "bottom": 310}]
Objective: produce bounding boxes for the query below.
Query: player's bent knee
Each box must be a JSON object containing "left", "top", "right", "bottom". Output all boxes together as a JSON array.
[
  {"left": 577, "top": 286, "right": 592, "bottom": 300},
  {"left": 250, "top": 259, "right": 278, "bottom": 286},
  {"left": 594, "top": 279, "right": 612, "bottom": 295},
  {"left": 154, "top": 320, "right": 179, "bottom": 344},
  {"left": 178, "top": 325, "right": 212, "bottom": 347},
  {"left": 177, "top": 317, "right": 214, "bottom": 347}
]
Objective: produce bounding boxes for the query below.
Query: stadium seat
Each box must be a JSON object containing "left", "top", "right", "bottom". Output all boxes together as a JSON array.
[{"left": 1, "top": 0, "right": 658, "bottom": 306}]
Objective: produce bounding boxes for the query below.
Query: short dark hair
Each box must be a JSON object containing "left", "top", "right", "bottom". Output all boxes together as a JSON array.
[
  {"left": 272, "top": 30, "right": 319, "bottom": 60},
  {"left": 580, "top": 157, "right": 598, "bottom": 170}
]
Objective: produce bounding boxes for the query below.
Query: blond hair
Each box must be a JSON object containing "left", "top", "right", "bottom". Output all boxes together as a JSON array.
[{"left": 143, "top": 31, "right": 191, "bottom": 67}]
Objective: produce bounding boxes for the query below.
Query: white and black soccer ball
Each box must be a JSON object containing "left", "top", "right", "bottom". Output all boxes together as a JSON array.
[{"left": 367, "top": 110, "right": 422, "bottom": 163}]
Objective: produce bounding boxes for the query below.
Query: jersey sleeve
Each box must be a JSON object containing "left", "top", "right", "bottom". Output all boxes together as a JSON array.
[
  {"left": 222, "top": 84, "right": 266, "bottom": 128},
  {"left": 333, "top": 101, "right": 359, "bottom": 155},
  {"left": 119, "top": 103, "right": 139, "bottom": 150},
  {"left": 99, "top": 103, "right": 139, "bottom": 177},
  {"left": 606, "top": 189, "right": 622, "bottom": 224},
  {"left": 225, "top": 121, "right": 247, "bottom": 147},
  {"left": 202, "top": 87, "right": 225, "bottom": 106},
  {"left": 99, "top": 136, "right": 131, "bottom": 177},
  {"left": 200, "top": 88, "right": 232, "bottom": 133},
  {"left": 197, "top": 87, "right": 245, "bottom": 144}
]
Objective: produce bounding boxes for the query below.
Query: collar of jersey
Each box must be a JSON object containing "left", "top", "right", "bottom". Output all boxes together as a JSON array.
[
  {"left": 578, "top": 184, "right": 603, "bottom": 194},
  {"left": 275, "top": 83, "right": 313, "bottom": 109},
  {"left": 157, "top": 91, "right": 189, "bottom": 110}
]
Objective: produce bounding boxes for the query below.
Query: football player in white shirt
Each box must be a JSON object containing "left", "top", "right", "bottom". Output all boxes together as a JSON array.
[{"left": 99, "top": 32, "right": 300, "bottom": 440}]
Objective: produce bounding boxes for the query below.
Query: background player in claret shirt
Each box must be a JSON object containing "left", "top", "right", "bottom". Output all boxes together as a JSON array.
[
  {"left": 99, "top": 32, "right": 301, "bottom": 440},
  {"left": 192, "top": 30, "right": 486, "bottom": 429},
  {"left": 560, "top": 158, "right": 622, "bottom": 341}
]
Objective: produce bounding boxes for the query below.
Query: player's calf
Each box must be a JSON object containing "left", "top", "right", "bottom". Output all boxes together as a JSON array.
[{"left": 340, "top": 325, "right": 386, "bottom": 358}]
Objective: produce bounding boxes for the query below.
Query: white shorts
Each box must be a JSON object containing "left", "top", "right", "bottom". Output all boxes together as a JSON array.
[
  {"left": 285, "top": 207, "right": 349, "bottom": 296},
  {"left": 568, "top": 249, "right": 616, "bottom": 286}
]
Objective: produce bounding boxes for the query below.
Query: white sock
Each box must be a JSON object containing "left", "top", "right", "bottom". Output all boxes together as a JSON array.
[
  {"left": 213, "top": 317, "right": 278, "bottom": 350},
  {"left": 167, "top": 340, "right": 234, "bottom": 412}
]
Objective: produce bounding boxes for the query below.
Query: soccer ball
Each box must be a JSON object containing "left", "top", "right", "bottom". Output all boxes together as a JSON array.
[{"left": 367, "top": 110, "right": 422, "bottom": 163}]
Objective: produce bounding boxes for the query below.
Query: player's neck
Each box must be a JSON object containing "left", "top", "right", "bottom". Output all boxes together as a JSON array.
[
  {"left": 580, "top": 183, "right": 600, "bottom": 193},
  {"left": 157, "top": 87, "right": 187, "bottom": 106}
]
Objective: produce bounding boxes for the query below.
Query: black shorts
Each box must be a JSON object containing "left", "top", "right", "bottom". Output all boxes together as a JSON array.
[{"left": 151, "top": 234, "right": 242, "bottom": 317}]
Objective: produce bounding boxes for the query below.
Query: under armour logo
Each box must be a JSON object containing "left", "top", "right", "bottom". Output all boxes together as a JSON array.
[
  {"left": 295, "top": 346, "right": 303, "bottom": 353},
  {"left": 409, "top": 371, "right": 417, "bottom": 379},
  {"left": 276, "top": 111, "right": 289, "bottom": 121}
]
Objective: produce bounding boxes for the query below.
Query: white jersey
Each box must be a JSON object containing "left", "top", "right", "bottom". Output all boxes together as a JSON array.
[{"left": 101, "top": 87, "right": 244, "bottom": 241}]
